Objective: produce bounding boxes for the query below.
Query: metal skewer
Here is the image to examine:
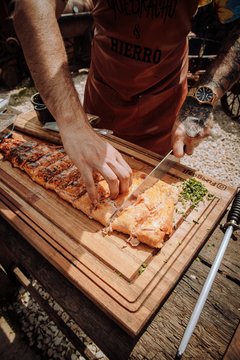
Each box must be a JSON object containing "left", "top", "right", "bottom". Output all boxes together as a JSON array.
[{"left": 175, "top": 190, "right": 240, "bottom": 360}]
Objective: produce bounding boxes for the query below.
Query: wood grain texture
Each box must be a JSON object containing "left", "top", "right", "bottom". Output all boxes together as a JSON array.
[
  {"left": 199, "top": 212, "right": 240, "bottom": 284},
  {"left": 0, "top": 111, "right": 237, "bottom": 336},
  {"left": 0, "top": 216, "right": 239, "bottom": 360},
  {"left": 130, "top": 260, "right": 240, "bottom": 360}
]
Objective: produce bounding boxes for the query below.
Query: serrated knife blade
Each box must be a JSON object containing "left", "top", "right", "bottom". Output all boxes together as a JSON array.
[{"left": 109, "top": 149, "right": 176, "bottom": 222}]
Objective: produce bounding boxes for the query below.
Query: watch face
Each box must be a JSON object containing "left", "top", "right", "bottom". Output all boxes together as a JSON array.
[{"left": 195, "top": 87, "right": 213, "bottom": 103}]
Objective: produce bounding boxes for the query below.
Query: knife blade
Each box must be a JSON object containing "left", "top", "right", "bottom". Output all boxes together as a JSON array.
[
  {"left": 109, "top": 149, "right": 176, "bottom": 222},
  {"left": 43, "top": 121, "right": 114, "bottom": 136}
]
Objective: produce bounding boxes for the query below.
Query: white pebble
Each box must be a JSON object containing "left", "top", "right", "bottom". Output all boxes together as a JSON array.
[
  {"left": 190, "top": 274, "right": 197, "bottom": 280},
  {"left": 88, "top": 343, "right": 97, "bottom": 354},
  {"left": 54, "top": 336, "right": 63, "bottom": 346},
  {"left": 95, "top": 350, "right": 105, "bottom": 359},
  {"left": 48, "top": 348, "right": 53, "bottom": 357}
]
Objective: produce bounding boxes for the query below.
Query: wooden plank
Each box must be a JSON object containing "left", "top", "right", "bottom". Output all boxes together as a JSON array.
[
  {"left": 199, "top": 212, "right": 240, "bottom": 283},
  {"left": 1, "top": 214, "right": 239, "bottom": 360},
  {"left": 224, "top": 321, "right": 240, "bottom": 360},
  {"left": 130, "top": 260, "right": 240, "bottom": 360}
]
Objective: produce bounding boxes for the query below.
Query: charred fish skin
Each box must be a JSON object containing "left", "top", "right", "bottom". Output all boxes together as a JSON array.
[
  {"left": 9, "top": 144, "right": 58, "bottom": 168},
  {"left": 23, "top": 148, "right": 66, "bottom": 176},
  {"left": 0, "top": 139, "right": 37, "bottom": 160},
  {"left": 31, "top": 156, "right": 72, "bottom": 185}
]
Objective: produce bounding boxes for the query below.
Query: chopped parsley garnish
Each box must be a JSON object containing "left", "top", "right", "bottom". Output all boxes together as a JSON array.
[
  {"left": 139, "top": 263, "right": 147, "bottom": 274},
  {"left": 179, "top": 178, "right": 208, "bottom": 206}
]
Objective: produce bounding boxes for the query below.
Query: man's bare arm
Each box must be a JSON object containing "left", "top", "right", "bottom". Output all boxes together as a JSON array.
[
  {"left": 172, "top": 20, "right": 240, "bottom": 157},
  {"left": 14, "top": 0, "right": 132, "bottom": 203},
  {"left": 200, "top": 21, "right": 240, "bottom": 97}
]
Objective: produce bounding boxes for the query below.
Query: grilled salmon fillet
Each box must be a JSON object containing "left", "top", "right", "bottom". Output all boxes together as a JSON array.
[
  {"left": 0, "top": 136, "right": 177, "bottom": 248},
  {"left": 73, "top": 170, "right": 146, "bottom": 226},
  {"left": 111, "top": 181, "right": 175, "bottom": 248}
]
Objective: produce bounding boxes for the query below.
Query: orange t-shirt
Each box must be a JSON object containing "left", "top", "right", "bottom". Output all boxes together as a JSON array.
[{"left": 84, "top": 0, "right": 199, "bottom": 155}]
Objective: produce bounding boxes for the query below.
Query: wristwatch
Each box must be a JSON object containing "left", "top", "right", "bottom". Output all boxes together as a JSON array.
[{"left": 188, "top": 86, "right": 219, "bottom": 106}]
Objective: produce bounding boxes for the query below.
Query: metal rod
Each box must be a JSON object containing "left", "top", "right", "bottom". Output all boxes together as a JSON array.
[{"left": 175, "top": 225, "right": 234, "bottom": 360}]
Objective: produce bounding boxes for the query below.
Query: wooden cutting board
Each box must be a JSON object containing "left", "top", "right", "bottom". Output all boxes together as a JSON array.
[{"left": 0, "top": 111, "right": 237, "bottom": 336}]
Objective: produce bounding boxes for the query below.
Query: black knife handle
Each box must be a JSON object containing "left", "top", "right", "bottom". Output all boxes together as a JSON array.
[{"left": 227, "top": 190, "right": 240, "bottom": 227}]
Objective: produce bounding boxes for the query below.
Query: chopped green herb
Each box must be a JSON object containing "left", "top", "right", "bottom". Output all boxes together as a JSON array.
[
  {"left": 139, "top": 263, "right": 147, "bottom": 274},
  {"left": 207, "top": 193, "right": 215, "bottom": 200},
  {"left": 179, "top": 178, "right": 208, "bottom": 206},
  {"left": 193, "top": 219, "right": 199, "bottom": 224}
]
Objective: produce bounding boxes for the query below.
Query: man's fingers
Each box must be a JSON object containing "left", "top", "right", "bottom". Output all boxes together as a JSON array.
[
  {"left": 173, "top": 137, "right": 201, "bottom": 157},
  {"left": 173, "top": 139, "right": 185, "bottom": 158},
  {"left": 199, "top": 126, "right": 212, "bottom": 139},
  {"left": 81, "top": 167, "right": 98, "bottom": 205},
  {"left": 116, "top": 153, "right": 132, "bottom": 173},
  {"left": 101, "top": 165, "right": 120, "bottom": 199},
  {"left": 109, "top": 162, "right": 132, "bottom": 194},
  {"left": 184, "top": 143, "right": 194, "bottom": 155},
  {"left": 116, "top": 153, "right": 133, "bottom": 187}
]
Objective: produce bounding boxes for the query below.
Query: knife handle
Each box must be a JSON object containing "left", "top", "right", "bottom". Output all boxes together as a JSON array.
[{"left": 227, "top": 190, "right": 240, "bottom": 228}]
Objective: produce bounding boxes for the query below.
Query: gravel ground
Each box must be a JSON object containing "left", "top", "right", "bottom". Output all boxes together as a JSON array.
[
  {"left": 0, "top": 72, "right": 239, "bottom": 360},
  {"left": 181, "top": 105, "right": 240, "bottom": 188},
  {"left": 1, "top": 279, "right": 105, "bottom": 360}
]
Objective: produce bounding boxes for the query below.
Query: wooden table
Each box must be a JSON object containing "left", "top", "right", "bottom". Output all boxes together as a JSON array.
[
  {"left": 0, "top": 111, "right": 239, "bottom": 359},
  {"left": 0, "top": 211, "right": 239, "bottom": 360}
]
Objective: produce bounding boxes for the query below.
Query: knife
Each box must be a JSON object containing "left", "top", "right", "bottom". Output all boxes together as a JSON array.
[
  {"left": 43, "top": 121, "right": 114, "bottom": 136},
  {"left": 109, "top": 149, "right": 176, "bottom": 222}
]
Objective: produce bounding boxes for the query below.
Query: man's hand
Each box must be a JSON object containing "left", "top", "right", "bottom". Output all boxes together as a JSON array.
[
  {"left": 171, "top": 96, "right": 213, "bottom": 157},
  {"left": 60, "top": 123, "right": 132, "bottom": 204},
  {"left": 172, "top": 19, "right": 240, "bottom": 159}
]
